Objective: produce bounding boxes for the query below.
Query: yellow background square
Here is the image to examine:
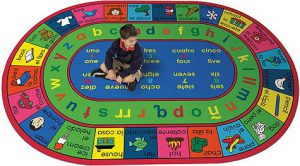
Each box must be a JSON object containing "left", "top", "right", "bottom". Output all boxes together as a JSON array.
[
  {"left": 219, "top": 10, "right": 253, "bottom": 35},
  {"left": 12, "top": 42, "right": 48, "bottom": 66},
  {"left": 258, "top": 88, "right": 293, "bottom": 122},
  {"left": 92, "top": 128, "right": 124, "bottom": 159}
]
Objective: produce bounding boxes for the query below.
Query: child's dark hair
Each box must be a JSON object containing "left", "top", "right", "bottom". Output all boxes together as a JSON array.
[
  {"left": 29, "top": 120, "right": 42, "bottom": 131},
  {"left": 120, "top": 24, "right": 137, "bottom": 39}
]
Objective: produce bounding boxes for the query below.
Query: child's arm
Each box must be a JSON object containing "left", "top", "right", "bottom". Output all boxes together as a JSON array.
[
  {"left": 119, "top": 45, "right": 143, "bottom": 78},
  {"left": 104, "top": 40, "right": 118, "bottom": 71}
]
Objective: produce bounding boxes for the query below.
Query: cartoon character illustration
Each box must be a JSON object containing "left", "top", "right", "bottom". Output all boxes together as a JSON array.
[
  {"left": 25, "top": 48, "right": 34, "bottom": 63},
  {"left": 251, "top": 31, "right": 267, "bottom": 44},
  {"left": 165, "top": 6, "right": 174, "bottom": 16},
  {"left": 135, "top": 5, "right": 151, "bottom": 16},
  {"left": 206, "top": 10, "right": 218, "bottom": 20},
  {"left": 191, "top": 137, "right": 208, "bottom": 153},
  {"left": 275, "top": 94, "right": 280, "bottom": 116},
  {"left": 275, "top": 77, "right": 286, "bottom": 90},
  {"left": 266, "top": 56, "right": 282, "bottom": 66},
  {"left": 107, "top": 8, "right": 123, "bottom": 15},
  {"left": 38, "top": 28, "right": 53, "bottom": 41},
  {"left": 82, "top": 9, "right": 98, "bottom": 19},
  {"left": 18, "top": 92, "right": 33, "bottom": 109},
  {"left": 166, "top": 137, "right": 184, "bottom": 151},
  {"left": 222, "top": 134, "right": 245, "bottom": 153},
  {"left": 95, "top": 137, "right": 115, "bottom": 152},
  {"left": 11, "top": 71, "right": 31, "bottom": 86},
  {"left": 252, "top": 122, "right": 268, "bottom": 141},
  {"left": 186, "top": 6, "right": 199, "bottom": 17},
  {"left": 230, "top": 18, "right": 246, "bottom": 29},
  {"left": 54, "top": 131, "right": 71, "bottom": 150},
  {"left": 129, "top": 137, "right": 148, "bottom": 151},
  {"left": 29, "top": 117, "right": 44, "bottom": 131},
  {"left": 57, "top": 16, "right": 73, "bottom": 27}
]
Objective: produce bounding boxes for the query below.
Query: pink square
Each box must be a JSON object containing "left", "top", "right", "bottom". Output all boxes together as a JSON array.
[
  {"left": 9, "top": 87, "right": 47, "bottom": 123},
  {"left": 72, "top": 4, "right": 104, "bottom": 26},
  {"left": 241, "top": 23, "right": 278, "bottom": 53},
  {"left": 157, "top": 127, "right": 189, "bottom": 158}
]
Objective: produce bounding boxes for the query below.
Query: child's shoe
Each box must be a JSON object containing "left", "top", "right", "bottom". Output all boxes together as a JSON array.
[
  {"left": 128, "top": 79, "right": 137, "bottom": 91},
  {"left": 91, "top": 68, "right": 106, "bottom": 78}
]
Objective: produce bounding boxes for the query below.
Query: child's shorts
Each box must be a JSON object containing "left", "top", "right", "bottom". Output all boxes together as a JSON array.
[{"left": 112, "top": 59, "right": 142, "bottom": 81}]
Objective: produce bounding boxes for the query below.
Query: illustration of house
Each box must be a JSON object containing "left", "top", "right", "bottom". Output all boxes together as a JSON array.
[{"left": 95, "top": 137, "right": 115, "bottom": 152}]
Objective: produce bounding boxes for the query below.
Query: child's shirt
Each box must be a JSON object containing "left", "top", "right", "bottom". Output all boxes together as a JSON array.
[{"left": 105, "top": 38, "right": 143, "bottom": 78}]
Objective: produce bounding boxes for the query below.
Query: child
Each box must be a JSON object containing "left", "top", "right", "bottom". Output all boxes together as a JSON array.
[{"left": 91, "top": 24, "right": 143, "bottom": 91}]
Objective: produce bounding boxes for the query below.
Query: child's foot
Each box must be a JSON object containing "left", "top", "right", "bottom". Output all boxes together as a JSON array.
[
  {"left": 128, "top": 79, "right": 138, "bottom": 91},
  {"left": 91, "top": 68, "right": 106, "bottom": 78}
]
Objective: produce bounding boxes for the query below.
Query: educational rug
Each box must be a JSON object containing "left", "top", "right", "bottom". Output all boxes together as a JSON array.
[{"left": 2, "top": 1, "right": 299, "bottom": 165}]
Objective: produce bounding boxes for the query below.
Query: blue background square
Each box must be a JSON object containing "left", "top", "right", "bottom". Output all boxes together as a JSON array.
[
  {"left": 20, "top": 105, "right": 65, "bottom": 147},
  {"left": 124, "top": 128, "right": 158, "bottom": 159},
  {"left": 200, "top": 5, "right": 223, "bottom": 25},
  {"left": 45, "top": 11, "right": 79, "bottom": 36},
  {"left": 152, "top": 4, "right": 177, "bottom": 21},
  {"left": 216, "top": 120, "right": 258, "bottom": 156}
]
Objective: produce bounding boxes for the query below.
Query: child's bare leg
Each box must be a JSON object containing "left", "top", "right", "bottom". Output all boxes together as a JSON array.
[
  {"left": 100, "top": 63, "right": 109, "bottom": 73},
  {"left": 100, "top": 63, "right": 117, "bottom": 80}
]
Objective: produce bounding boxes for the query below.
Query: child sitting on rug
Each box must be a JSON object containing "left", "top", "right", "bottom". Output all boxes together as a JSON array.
[{"left": 91, "top": 24, "right": 143, "bottom": 91}]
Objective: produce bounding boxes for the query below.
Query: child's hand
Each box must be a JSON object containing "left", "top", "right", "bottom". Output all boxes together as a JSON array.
[
  {"left": 105, "top": 70, "right": 116, "bottom": 80},
  {"left": 116, "top": 76, "right": 123, "bottom": 84}
]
